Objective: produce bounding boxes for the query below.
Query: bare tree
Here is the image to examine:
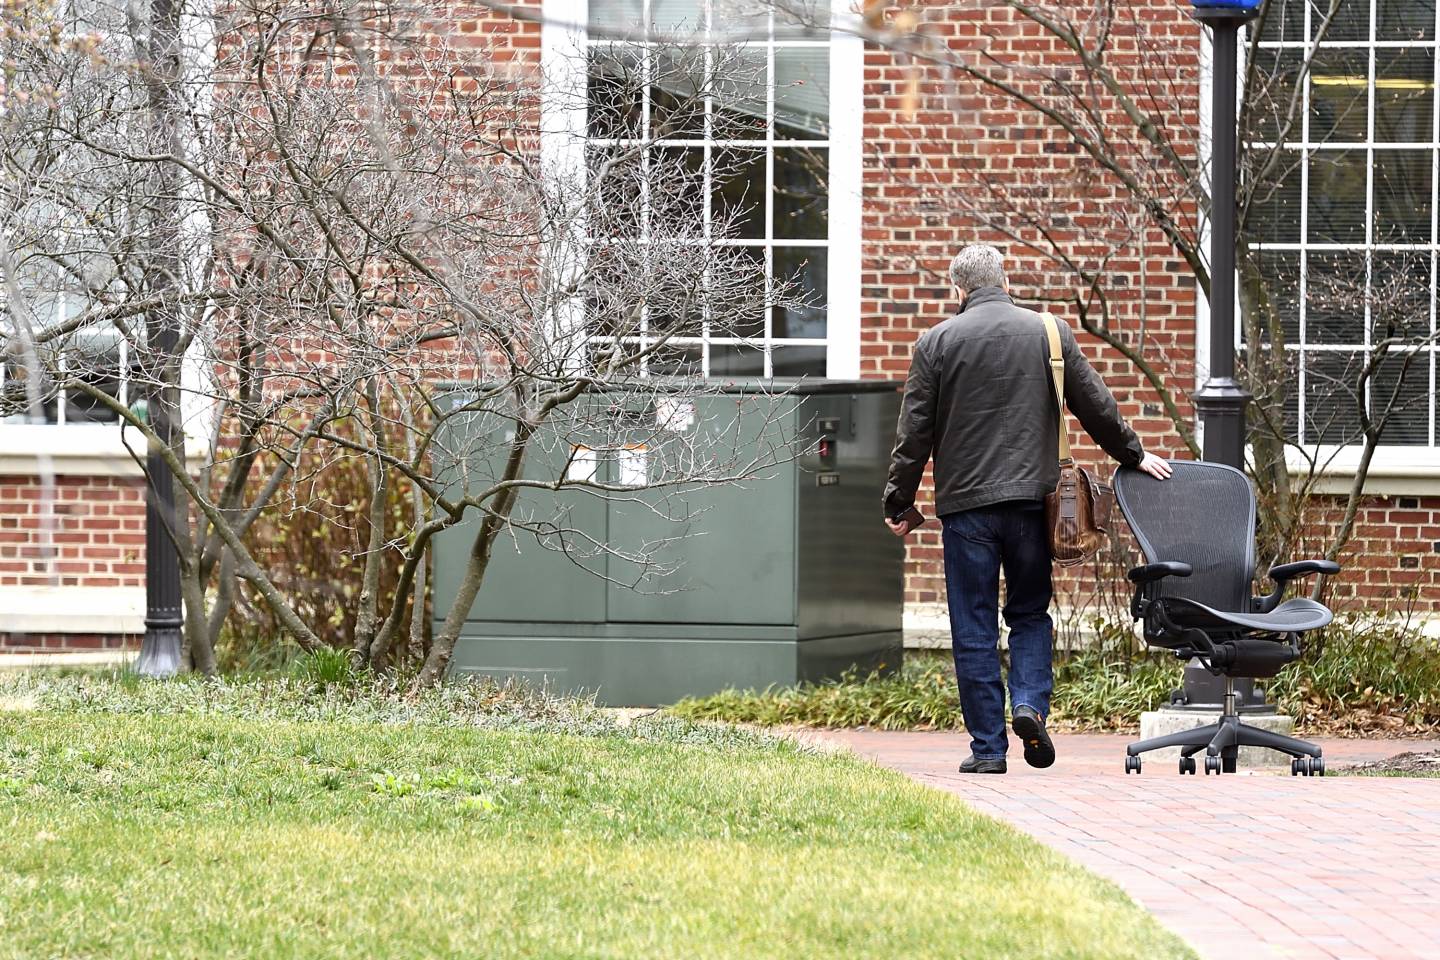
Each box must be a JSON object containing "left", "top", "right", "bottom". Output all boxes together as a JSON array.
[{"left": 2, "top": 0, "right": 808, "bottom": 685}]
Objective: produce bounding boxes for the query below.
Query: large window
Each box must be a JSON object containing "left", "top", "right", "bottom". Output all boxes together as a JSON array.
[
  {"left": 548, "top": 0, "right": 860, "bottom": 378},
  {"left": 1, "top": 277, "right": 133, "bottom": 426},
  {"left": 1250, "top": 0, "right": 1438, "bottom": 448}
]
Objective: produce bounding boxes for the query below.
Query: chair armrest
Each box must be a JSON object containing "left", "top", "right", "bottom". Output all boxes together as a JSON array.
[
  {"left": 1127, "top": 561, "right": 1193, "bottom": 584},
  {"left": 1267, "top": 559, "right": 1341, "bottom": 582},
  {"left": 1254, "top": 559, "right": 1340, "bottom": 613}
]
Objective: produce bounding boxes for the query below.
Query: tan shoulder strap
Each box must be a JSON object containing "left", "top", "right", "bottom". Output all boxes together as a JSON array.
[{"left": 1040, "top": 313, "right": 1071, "bottom": 462}]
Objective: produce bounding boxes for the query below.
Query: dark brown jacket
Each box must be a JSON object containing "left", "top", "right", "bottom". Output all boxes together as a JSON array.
[{"left": 883, "top": 287, "right": 1145, "bottom": 519}]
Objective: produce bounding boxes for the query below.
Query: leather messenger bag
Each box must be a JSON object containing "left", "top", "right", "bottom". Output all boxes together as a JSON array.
[{"left": 1039, "top": 313, "right": 1115, "bottom": 567}]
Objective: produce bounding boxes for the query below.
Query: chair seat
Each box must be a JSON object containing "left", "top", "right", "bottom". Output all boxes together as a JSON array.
[{"left": 1166, "top": 596, "right": 1333, "bottom": 633}]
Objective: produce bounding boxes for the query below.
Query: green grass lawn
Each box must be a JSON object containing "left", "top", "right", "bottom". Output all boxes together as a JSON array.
[{"left": 0, "top": 674, "right": 1194, "bottom": 960}]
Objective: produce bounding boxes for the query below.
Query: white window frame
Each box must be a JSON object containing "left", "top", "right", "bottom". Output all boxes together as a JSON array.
[
  {"left": 1284, "top": 442, "right": 1440, "bottom": 496},
  {"left": 1209, "top": 0, "right": 1440, "bottom": 487},
  {"left": 540, "top": 0, "right": 862, "bottom": 379},
  {"left": 0, "top": 270, "right": 154, "bottom": 477}
]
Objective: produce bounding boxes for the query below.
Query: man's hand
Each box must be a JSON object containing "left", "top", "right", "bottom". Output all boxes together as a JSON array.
[
  {"left": 886, "top": 506, "right": 926, "bottom": 536},
  {"left": 1138, "top": 452, "right": 1172, "bottom": 480}
]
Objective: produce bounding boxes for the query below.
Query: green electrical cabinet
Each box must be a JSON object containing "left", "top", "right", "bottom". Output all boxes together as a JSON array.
[{"left": 431, "top": 380, "right": 904, "bottom": 706}]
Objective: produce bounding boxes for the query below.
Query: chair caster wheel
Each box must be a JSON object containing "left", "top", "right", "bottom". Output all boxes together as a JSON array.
[
  {"left": 1313, "top": 757, "right": 1325, "bottom": 777},
  {"left": 1222, "top": 755, "right": 1237, "bottom": 774},
  {"left": 1125, "top": 755, "right": 1141, "bottom": 775},
  {"left": 1292, "top": 757, "right": 1325, "bottom": 776},
  {"left": 1204, "top": 756, "right": 1221, "bottom": 775},
  {"left": 1179, "top": 757, "right": 1196, "bottom": 775}
]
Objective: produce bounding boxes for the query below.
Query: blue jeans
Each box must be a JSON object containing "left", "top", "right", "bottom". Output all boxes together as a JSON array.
[{"left": 941, "top": 501, "right": 1054, "bottom": 760}]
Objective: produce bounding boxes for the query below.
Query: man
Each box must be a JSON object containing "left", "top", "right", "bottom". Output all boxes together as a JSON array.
[{"left": 883, "top": 245, "right": 1171, "bottom": 774}]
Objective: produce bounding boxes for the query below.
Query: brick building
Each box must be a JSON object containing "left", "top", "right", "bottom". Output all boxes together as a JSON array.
[{"left": 4, "top": 0, "right": 1439, "bottom": 651}]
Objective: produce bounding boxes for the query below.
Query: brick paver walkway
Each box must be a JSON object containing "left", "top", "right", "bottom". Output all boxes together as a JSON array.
[{"left": 815, "top": 730, "right": 1440, "bottom": 960}]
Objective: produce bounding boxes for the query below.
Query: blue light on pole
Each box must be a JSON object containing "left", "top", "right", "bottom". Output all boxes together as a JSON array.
[{"left": 1189, "top": 0, "right": 1260, "bottom": 10}]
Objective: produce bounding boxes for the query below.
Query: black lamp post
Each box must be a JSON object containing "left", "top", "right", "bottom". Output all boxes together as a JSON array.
[
  {"left": 133, "top": 0, "right": 186, "bottom": 679},
  {"left": 135, "top": 447, "right": 183, "bottom": 677},
  {"left": 1191, "top": 0, "right": 1260, "bottom": 469},
  {"left": 133, "top": 370, "right": 183, "bottom": 679},
  {"left": 1177, "top": 0, "right": 1266, "bottom": 712}
]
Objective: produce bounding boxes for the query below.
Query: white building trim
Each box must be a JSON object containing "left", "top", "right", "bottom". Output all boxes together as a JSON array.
[
  {"left": 0, "top": 585, "right": 145, "bottom": 634},
  {"left": 825, "top": 0, "right": 863, "bottom": 379},
  {"left": 0, "top": 424, "right": 146, "bottom": 477},
  {"left": 1284, "top": 444, "right": 1440, "bottom": 497},
  {"left": 0, "top": 423, "right": 209, "bottom": 477}
]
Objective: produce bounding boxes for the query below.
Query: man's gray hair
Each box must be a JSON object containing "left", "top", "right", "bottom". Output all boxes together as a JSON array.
[{"left": 948, "top": 245, "right": 1006, "bottom": 293}]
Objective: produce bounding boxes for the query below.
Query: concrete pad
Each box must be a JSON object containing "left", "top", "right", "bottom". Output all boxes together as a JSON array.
[{"left": 1139, "top": 709, "right": 1300, "bottom": 768}]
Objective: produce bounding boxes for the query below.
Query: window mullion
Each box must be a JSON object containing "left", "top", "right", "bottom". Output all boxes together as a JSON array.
[
  {"left": 118, "top": 337, "right": 129, "bottom": 410},
  {"left": 640, "top": 38, "right": 652, "bottom": 373},
  {"left": 1298, "top": 0, "right": 1312, "bottom": 446},
  {"left": 1363, "top": 0, "right": 1377, "bottom": 429},
  {"left": 1433, "top": 0, "right": 1440, "bottom": 447},
  {"left": 56, "top": 292, "right": 70, "bottom": 426},
  {"left": 763, "top": 39, "right": 775, "bottom": 379},
  {"left": 702, "top": 34, "right": 712, "bottom": 376}
]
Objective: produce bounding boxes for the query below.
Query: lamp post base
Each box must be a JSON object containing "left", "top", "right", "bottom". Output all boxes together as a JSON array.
[
  {"left": 139, "top": 444, "right": 184, "bottom": 680},
  {"left": 1191, "top": 379, "right": 1270, "bottom": 709},
  {"left": 135, "top": 618, "right": 183, "bottom": 678}
]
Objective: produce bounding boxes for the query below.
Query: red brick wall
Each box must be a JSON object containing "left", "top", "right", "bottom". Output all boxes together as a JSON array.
[
  {"left": 0, "top": 633, "right": 139, "bottom": 653},
  {"left": 1303, "top": 494, "right": 1440, "bottom": 612},
  {"left": 0, "top": 475, "right": 147, "bottom": 589}
]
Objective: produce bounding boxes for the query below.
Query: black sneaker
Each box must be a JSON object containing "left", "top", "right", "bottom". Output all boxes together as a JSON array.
[
  {"left": 1011, "top": 705, "right": 1056, "bottom": 769},
  {"left": 958, "top": 755, "right": 1007, "bottom": 774}
]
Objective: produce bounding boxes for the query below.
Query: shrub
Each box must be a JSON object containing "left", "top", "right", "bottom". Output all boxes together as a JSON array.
[
  {"left": 213, "top": 622, "right": 304, "bottom": 675},
  {"left": 672, "top": 657, "right": 959, "bottom": 730},
  {"left": 1270, "top": 611, "right": 1440, "bottom": 735},
  {"left": 1050, "top": 652, "right": 1181, "bottom": 730},
  {"left": 230, "top": 420, "right": 427, "bottom": 662},
  {"left": 670, "top": 650, "right": 1185, "bottom": 733},
  {"left": 671, "top": 612, "right": 1440, "bottom": 735}
]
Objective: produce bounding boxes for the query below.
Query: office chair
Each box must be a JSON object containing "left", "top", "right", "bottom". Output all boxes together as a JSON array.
[{"left": 1114, "top": 461, "right": 1339, "bottom": 776}]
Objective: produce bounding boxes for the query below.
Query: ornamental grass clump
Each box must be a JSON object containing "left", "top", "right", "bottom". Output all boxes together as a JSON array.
[
  {"left": 1271, "top": 612, "right": 1440, "bottom": 735},
  {"left": 672, "top": 658, "right": 960, "bottom": 730}
]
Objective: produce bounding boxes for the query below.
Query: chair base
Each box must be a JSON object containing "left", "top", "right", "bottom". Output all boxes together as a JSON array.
[{"left": 1125, "top": 713, "right": 1322, "bottom": 775}]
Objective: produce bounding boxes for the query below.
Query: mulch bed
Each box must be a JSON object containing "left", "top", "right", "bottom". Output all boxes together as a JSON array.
[{"left": 1343, "top": 750, "right": 1440, "bottom": 775}]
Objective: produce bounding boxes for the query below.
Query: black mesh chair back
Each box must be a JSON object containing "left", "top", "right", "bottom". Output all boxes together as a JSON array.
[{"left": 1114, "top": 461, "right": 1255, "bottom": 614}]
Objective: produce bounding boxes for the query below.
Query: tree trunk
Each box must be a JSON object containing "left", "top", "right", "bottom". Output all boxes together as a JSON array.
[
  {"left": 352, "top": 380, "right": 389, "bottom": 663},
  {"left": 413, "top": 489, "right": 519, "bottom": 690},
  {"left": 181, "top": 568, "right": 217, "bottom": 675}
]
